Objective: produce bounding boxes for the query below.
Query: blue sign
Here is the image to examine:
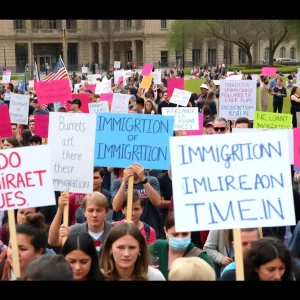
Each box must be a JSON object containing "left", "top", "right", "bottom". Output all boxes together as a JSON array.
[{"left": 94, "top": 113, "right": 174, "bottom": 169}]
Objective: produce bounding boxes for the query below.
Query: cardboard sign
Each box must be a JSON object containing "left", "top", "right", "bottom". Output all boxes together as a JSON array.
[
  {"left": 9, "top": 94, "right": 30, "bottom": 125},
  {"left": 34, "top": 114, "right": 49, "bottom": 138},
  {"left": 0, "top": 105, "right": 12, "bottom": 138}
]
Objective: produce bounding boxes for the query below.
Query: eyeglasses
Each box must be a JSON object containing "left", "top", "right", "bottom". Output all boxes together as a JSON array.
[{"left": 213, "top": 127, "right": 226, "bottom": 132}]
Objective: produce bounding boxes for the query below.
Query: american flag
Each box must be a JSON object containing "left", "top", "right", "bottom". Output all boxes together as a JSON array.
[{"left": 42, "top": 57, "right": 69, "bottom": 82}]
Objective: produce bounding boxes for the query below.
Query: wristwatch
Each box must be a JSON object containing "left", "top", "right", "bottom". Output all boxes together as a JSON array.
[{"left": 140, "top": 178, "right": 148, "bottom": 184}]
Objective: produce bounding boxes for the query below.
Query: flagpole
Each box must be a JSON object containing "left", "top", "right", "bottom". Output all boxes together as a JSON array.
[{"left": 60, "top": 53, "right": 72, "bottom": 91}]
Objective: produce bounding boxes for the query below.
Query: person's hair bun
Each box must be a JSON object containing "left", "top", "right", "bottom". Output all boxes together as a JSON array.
[{"left": 24, "top": 213, "right": 47, "bottom": 230}]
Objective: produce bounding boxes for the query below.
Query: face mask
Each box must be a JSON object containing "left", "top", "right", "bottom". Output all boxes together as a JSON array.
[{"left": 167, "top": 235, "right": 190, "bottom": 251}]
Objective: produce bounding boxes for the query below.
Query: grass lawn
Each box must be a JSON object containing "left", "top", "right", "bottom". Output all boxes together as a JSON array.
[{"left": 184, "top": 78, "right": 292, "bottom": 114}]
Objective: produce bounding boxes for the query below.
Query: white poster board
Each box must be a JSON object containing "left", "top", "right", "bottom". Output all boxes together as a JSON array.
[
  {"left": 111, "top": 93, "right": 130, "bottom": 114},
  {"left": 48, "top": 112, "right": 96, "bottom": 193},
  {"left": 0, "top": 145, "right": 56, "bottom": 211},
  {"left": 232, "top": 128, "right": 294, "bottom": 164},
  {"left": 162, "top": 107, "right": 199, "bottom": 130},
  {"left": 2, "top": 74, "right": 11, "bottom": 84},
  {"left": 154, "top": 71, "right": 161, "bottom": 84},
  {"left": 88, "top": 102, "right": 109, "bottom": 114},
  {"left": 9, "top": 94, "right": 30, "bottom": 125},
  {"left": 114, "top": 61, "right": 121, "bottom": 69},
  {"left": 169, "top": 88, "right": 192, "bottom": 107},
  {"left": 82, "top": 67, "right": 88, "bottom": 73},
  {"left": 170, "top": 131, "right": 295, "bottom": 232},
  {"left": 219, "top": 80, "right": 257, "bottom": 120}
]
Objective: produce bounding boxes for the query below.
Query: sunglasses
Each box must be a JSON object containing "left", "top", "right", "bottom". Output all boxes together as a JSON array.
[{"left": 213, "top": 127, "right": 226, "bottom": 132}]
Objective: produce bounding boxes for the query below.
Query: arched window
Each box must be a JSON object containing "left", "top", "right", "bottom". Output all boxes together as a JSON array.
[
  {"left": 290, "top": 47, "right": 295, "bottom": 59},
  {"left": 264, "top": 48, "right": 269, "bottom": 62},
  {"left": 280, "top": 47, "right": 286, "bottom": 58}
]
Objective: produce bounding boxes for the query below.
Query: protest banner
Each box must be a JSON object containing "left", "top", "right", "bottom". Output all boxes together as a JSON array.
[
  {"left": 254, "top": 111, "right": 292, "bottom": 129},
  {"left": 48, "top": 112, "right": 96, "bottom": 193},
  {"left": 114, "top": 61, "right": 121, "bottom": 69},
  {"left": 34, "top": 79, "right": 72, "bottom": 105},
  {"left": 162, "top": 107, "right": 199, "bottom": 130},
  {"left": 169, "top": 88, "right": 192, "bottom": 107},
  {"left": 9, "top": 94, "right": 30, "bottom": 125},
  {"left": 88, "top": 102, "right": 109, "bottom": 114},
  {"left": 111, "top": 93, "right": 130, "bottom": 113},
  {"left": 219, "top": 80, "right": 256, "bottom": 120},
  {"left": 140, "top": 63, "right": 153, "bottom": 76},
  {"left": 94, "top": 113, "right": 174, "bottom": 170},
  {"left": 0, "top": 105, "right": 12, "bottom": 138}
]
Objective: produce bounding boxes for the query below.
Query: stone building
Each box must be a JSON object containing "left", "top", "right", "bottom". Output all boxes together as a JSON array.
[{"left": 0, "top": 19, "right": 299, "bottom": 73}]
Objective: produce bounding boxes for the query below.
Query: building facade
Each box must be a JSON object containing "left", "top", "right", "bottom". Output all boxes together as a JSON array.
[{"left": 0, "top": 19, "right": 299, "bottom": 73}]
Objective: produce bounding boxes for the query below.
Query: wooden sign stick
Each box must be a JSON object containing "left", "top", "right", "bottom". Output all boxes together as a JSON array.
[
  {"left": 62, "top": 190, "right": 69, "bottom": 245},
  {"left": 126, "top": 176, "right": 134, "bottom": 222},
  {"left": 233, "top": 228, "right": 244, "bottom": 281},
  {"left": 8, "top": 210, "right": 21, "bottom": 279}
]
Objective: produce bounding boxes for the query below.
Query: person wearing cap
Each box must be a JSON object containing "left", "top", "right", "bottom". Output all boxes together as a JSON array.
[
  {"left": 68, "top": 99, "right": 82, "bottom": 113},
  {"left": 196, "top": 83, "right": 209, "bottom": 113},
  {"left": 204, "top": 121, "right": 214, "bottom": 135}
]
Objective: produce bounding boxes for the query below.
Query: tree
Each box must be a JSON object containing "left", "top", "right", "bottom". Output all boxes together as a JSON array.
[
  {"left": 167, "top": 20, "right": 207, "bottom": 68},
  {"left": 260, "top": 20, "right": 295, "bottom": 66},
  {"left": 98, "top": 20, "right": 120, "bottom": 68},
  {"left": 206, "top": 20, "right": 265, "bottom": 69}
]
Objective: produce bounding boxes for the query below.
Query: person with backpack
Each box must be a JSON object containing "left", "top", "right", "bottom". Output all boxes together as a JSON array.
[{"left": 111, "top": 190, "right": 156, "bottom": 245}]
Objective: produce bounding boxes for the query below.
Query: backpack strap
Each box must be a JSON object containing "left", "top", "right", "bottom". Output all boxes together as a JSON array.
[
  {"left": 184, "top": 247, "right": 204, "bottom": 258},
  {"left": 143, "top": 222, "right": 151, "bottom": 242}
]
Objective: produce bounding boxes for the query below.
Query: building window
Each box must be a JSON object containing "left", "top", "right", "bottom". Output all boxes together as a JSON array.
[
  {"left": 192, "top": 49, "right": 201, "bottom": 66},
  {"left": 264, "top": 47, "right": 269, "bottom": 62},
  {"left": 14, "top": 20, "right": 26, "bottom": 30},
  {"left": 15, "top": 44, "right": 28, "bottom": 72},
  {"left": 66, "top": 20, "right": 77, "bottom": 29},
  {"left": 92, "top": 20, "right": 98, "bottom": 31},
  {"left": 280, "top": 47, "right": 286, "bottom": 58},
  {"left": 115, "top": 20, "right": 120, "bottom": 29},
  {"left": 161, "top": 51, "right": 168, "bottom": 67},
  {"left": 48, "top": 20, "right": 57, "bottom": 29},
  {"left": 136, "top": 20, "right": 143, "bottom": 27},
  {"left": 102, "top": 20, "right": 110, "bottom": 31},
  {"left": 290, "top": 47, "right": 295, "bottom": 59},
  {"left": 161, "top": 20, "right": 167, "bottom": 29},
  {"left": 124, "top": 20, "right": 132, "bottom": 28},
  {"left": 32, "top": 20, "right": 42, "bottom": 29}
]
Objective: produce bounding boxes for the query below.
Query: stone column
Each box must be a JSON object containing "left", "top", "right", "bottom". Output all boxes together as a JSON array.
[
  {"left": 62, "top": 20, "right": 68, "bottom": 69},
  {"left": 98, "top": 42, "right": 103, "bottom": 67},
  {"left": 131, "top": 40, "right": 136, "bottom": 64}
]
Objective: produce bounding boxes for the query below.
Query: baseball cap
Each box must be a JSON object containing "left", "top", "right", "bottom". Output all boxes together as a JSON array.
[
  {"left": 199, "top": 83, "right": 208, "bottom": 89},
  {"left": 68, "top": 99, "right": 82, "bottom": 107},
  {"left": 205, "top": 121, "right": 214, "bottom": 127}
]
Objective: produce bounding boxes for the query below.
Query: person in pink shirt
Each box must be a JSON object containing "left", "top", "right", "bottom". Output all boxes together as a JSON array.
[{"left": 111, "top": 190, "right": 156, "bottom": 245}]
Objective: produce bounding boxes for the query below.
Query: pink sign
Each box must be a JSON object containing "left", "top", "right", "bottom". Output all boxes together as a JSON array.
[
  {"left": 167, "top": 78, "right": 184, "bottom": 97},
  {"left": 34, "top": 79, "right": 72, "bottom": 105},
  {"left": 261, "top": 67, "right": 276, "bottom": 77},
  {"left": 0, "top": 105, "right": 12, "bottom": 138},
  {"left": 34, "top": 114, "right": 49, "bottom": 138},
  {"left": 186, "top": 114, "right": 204, "bottom": 136},
  {"left": 100, "top": 93, "right": 114, "bottom": 103},
  {"left": 117, "top": 76, "right": 124, "bottom": 87},
  {"left": 294, "top": 128, "right": 300, "bottom": 169},
  {"left": 66, "top": 93, "right": 92, "bottom": 113},
  {"left": 140, "top": 63, "right": 153, "bottom": 76},
  {"left": 84, "top": 83, "right": 96, "bottom": 92}
]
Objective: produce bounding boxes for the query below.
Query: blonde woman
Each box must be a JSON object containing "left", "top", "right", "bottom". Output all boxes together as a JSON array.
[
  {"left": 100, "top": 223, "right": 165, "bottom": 281},
  {"left": 143, "top": 100, "right": 157, "bottom": 114},
  {"left": 169, "top": 257, "right": 216, "bottom": 281}
]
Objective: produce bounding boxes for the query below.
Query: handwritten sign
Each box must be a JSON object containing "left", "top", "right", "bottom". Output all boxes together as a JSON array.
[
  {"left": 219, "top": 80, "right": 257, "bottom": 120},
  {"left": 254, "top": 111, "right": 292, "bottom": 129},
  {"left": 34, "top": 79, "right": 72, "bottom": 105},
  {"left": 169, "top": 88, "right": 192, "bottom": 107},
  {"left": 2, "top": 74, "right": 11, "bottom": 84},
  {"left": 167, "top": 78, "right": 184, "bottom": 97},
  {"left": 111, "top": 93, "right": 130, "bottom": 113},
  {"left": 140, "top": 74, "right": 154, "bottom": 89},
  {"left": 261, "top": 67, "right": 276, "bottom": 77},
  {"left": 154, "top": 71, "right": 161, "bottom": 85},
  {"left": 0, "top": 105, "right": 12, "bottom": 138},
  {"left": 82, "top": 67, "right": 88, "bottom": 73},
  {"left": 232, "top": 128, "right": 294, "bottom": 164},
  {"left": 94, "top": 113, "right": 174, "bottom": 169},
  {"left": 114, "top": 61, "right": 121, "bottom": 69},
  {"left": 141, "top": 63, "right": 153, "bottom": 76},
  {"left": 186, "top": 114, "right": 204, "bottom": 136},
  {"left": 34, "top": 115, "right": 49, "bottom": 138},
  {"left": 170, "top": 131, "right": 295, "bottom": 231},
  {"left": 162, "top": 107, "right": 199, "bottom": 130},
  {"left": 0, "top": 145, "right": 56, "bottom": 211},
  {"left": 293, "top": 128, "right": 300, "bottom": 169},
  {"left": 88, "top": 102, "right": 109, "bottom": 114},
  {"left": 48, "top": 112, "right": 96, "bottom": 193},
  {"left": 9, "top": 94, "right": 30, "bottom": 125}
]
